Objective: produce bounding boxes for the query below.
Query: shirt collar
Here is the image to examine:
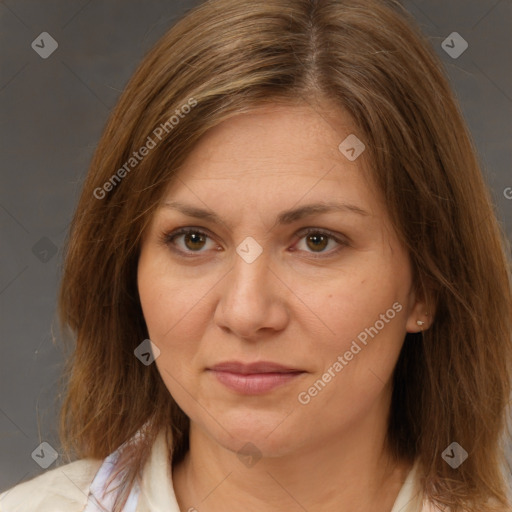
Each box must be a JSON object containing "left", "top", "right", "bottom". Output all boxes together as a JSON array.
[
  {"left": 136, "top": 428, "right": 180, "bottom": 512},
  {"left": 390, "top": 460, "right": 424, "bottom": 512}
]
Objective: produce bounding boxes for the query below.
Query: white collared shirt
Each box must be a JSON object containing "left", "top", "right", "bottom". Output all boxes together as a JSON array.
[{"left": 0, "top": 429, "right": 437, "bottom": 511}]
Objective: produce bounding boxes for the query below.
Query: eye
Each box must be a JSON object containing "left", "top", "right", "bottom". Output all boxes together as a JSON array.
[
  {"left": 161, "top": 228, "right": 218, "bottom": 256},
  {"left": 291, "top": 228, "right": 348, "bottom": 258},
  {"left": 160, "top": 227, "right": 349, "bottom": 259}
]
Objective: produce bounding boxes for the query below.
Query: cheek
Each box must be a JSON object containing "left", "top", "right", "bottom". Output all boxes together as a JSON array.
[
  {"left": 138, "top": 268, "right": 201, "bottom": 403},
  {"left": 137, "top": 251, "right": 205, "bottom": 342},
  {"left": 137, "top": 255, "right": 212, "bottom": 395},
  {"left": 294, "top": 294, "right": 406, "bottom": 433},
  {"left": 297, "top": 266, "right": 407, "bottom": 353}
]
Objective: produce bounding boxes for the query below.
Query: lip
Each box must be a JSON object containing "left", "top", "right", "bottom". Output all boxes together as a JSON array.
[
  {"left": 209, "top": 361, "right": 302, "bottom": 374},
  {"left": 207, "top": 361, "right": 306, "bottom": 395}
]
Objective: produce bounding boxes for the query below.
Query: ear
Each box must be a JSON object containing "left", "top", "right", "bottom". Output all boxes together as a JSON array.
[{"left": 405, "top": 288, "right": 434, "bottom": 334}]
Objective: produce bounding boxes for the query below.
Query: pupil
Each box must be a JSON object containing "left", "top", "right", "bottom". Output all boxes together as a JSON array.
[
  {"left": 185, "top": 233, "right": 205, "bottom": 250},
  {"left": 308, "top": 234, "right": 327, "bottom": 251}
]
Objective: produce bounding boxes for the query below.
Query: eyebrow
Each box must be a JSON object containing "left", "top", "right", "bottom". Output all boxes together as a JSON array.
[{"left": 160, "top": 200, "right": 370, "bottom": 228}]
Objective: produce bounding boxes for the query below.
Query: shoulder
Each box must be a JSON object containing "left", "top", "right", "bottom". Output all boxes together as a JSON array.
[{"left": 0, "top": 457, "right": 103, "bottom": 512}]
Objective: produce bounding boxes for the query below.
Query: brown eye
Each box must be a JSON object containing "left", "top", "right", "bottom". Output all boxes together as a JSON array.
[
  {"left": 162, "top": 228, "right": 216, "bottom": 255},
  {"left": 183, "top": 231, "right": 207, "bottom": 251},
  {"left": 305, "top": 233, "right": 329, "bottom": 252},
  {"left": 293, "top": 229, "right": 348, "bottom": 258}
]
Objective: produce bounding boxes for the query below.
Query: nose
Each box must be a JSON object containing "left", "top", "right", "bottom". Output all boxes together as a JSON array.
[{"left": 213, "top": 248, "right": 289, "bottom": 340}]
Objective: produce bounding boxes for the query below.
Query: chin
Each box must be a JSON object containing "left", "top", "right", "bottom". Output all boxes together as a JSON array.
[
  {"left": 219, "top": 430, "right": 299, "bottom": 460},
  {"left": 198, "top": 409, "right": 301, "bottom": 459}
]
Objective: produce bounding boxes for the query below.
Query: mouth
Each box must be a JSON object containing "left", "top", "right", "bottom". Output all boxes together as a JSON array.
[{"left": 206, "top": 361, "right": 306, "bottom": 394}]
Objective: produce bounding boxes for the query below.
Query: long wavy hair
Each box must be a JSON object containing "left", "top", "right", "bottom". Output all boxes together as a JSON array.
[{"left": 56, "top": 0, "right": 512, "bottom": 510}]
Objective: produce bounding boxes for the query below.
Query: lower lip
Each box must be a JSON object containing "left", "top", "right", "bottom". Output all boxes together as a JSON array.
[{"left": 208, "top": 370, "right": 304, "bottom": 394}]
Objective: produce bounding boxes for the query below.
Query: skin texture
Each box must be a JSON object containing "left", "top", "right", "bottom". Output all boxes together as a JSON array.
[{"left": 137, "top": 104, "right": 430, "bottom": 512}]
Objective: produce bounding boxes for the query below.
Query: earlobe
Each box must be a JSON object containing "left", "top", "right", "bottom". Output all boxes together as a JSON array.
[
  {"left": 406, "top": 311, "right": 431, "bottom": 333},
  {"left": 405, "top": 294, "right": 434, "bottom": 333}
]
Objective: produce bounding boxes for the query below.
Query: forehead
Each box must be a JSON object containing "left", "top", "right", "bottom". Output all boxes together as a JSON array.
[
  {"left": 177, "top": 103, "right": 359, "bottom": 178},
  {"left": 164, "top": 104, "right": 378, "bottom": 208}
]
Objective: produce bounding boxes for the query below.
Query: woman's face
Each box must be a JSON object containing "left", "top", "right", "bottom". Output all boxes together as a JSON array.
[{"left": 137, "top": 104, "right": 426, "bottom": 458}]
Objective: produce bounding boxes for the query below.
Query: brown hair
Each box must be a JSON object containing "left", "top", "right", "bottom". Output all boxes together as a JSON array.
[{"left": 56, "top": 0, "right": 512, "bottom": 510}]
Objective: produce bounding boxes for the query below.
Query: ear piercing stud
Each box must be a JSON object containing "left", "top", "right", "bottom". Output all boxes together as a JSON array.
[{"left": 417, "top": 312, "right": 429, "bottom": 331}]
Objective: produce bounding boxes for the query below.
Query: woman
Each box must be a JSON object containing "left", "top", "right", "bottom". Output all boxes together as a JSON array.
[{"left": 1, "top": 0, "right": 511, "bottom": 511}]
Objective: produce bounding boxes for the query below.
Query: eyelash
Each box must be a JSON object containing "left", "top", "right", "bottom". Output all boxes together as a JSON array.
[{"left": 160, "top": 227, "right": 349, "bottom": 259}]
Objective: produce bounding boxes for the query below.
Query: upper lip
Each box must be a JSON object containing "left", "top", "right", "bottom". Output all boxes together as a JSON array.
[{"left": 208, "top": 361, "right": 303, "bottom": 374}]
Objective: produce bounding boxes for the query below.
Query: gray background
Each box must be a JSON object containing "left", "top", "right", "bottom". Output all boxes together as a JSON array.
[{"left": 0, "top": 0, "right": 511, "bottom": 494}]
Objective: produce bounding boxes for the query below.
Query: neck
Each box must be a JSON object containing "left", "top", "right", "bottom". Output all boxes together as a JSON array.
[{"left": 172, "top": 408, "right": 412, "bottom": 512}]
